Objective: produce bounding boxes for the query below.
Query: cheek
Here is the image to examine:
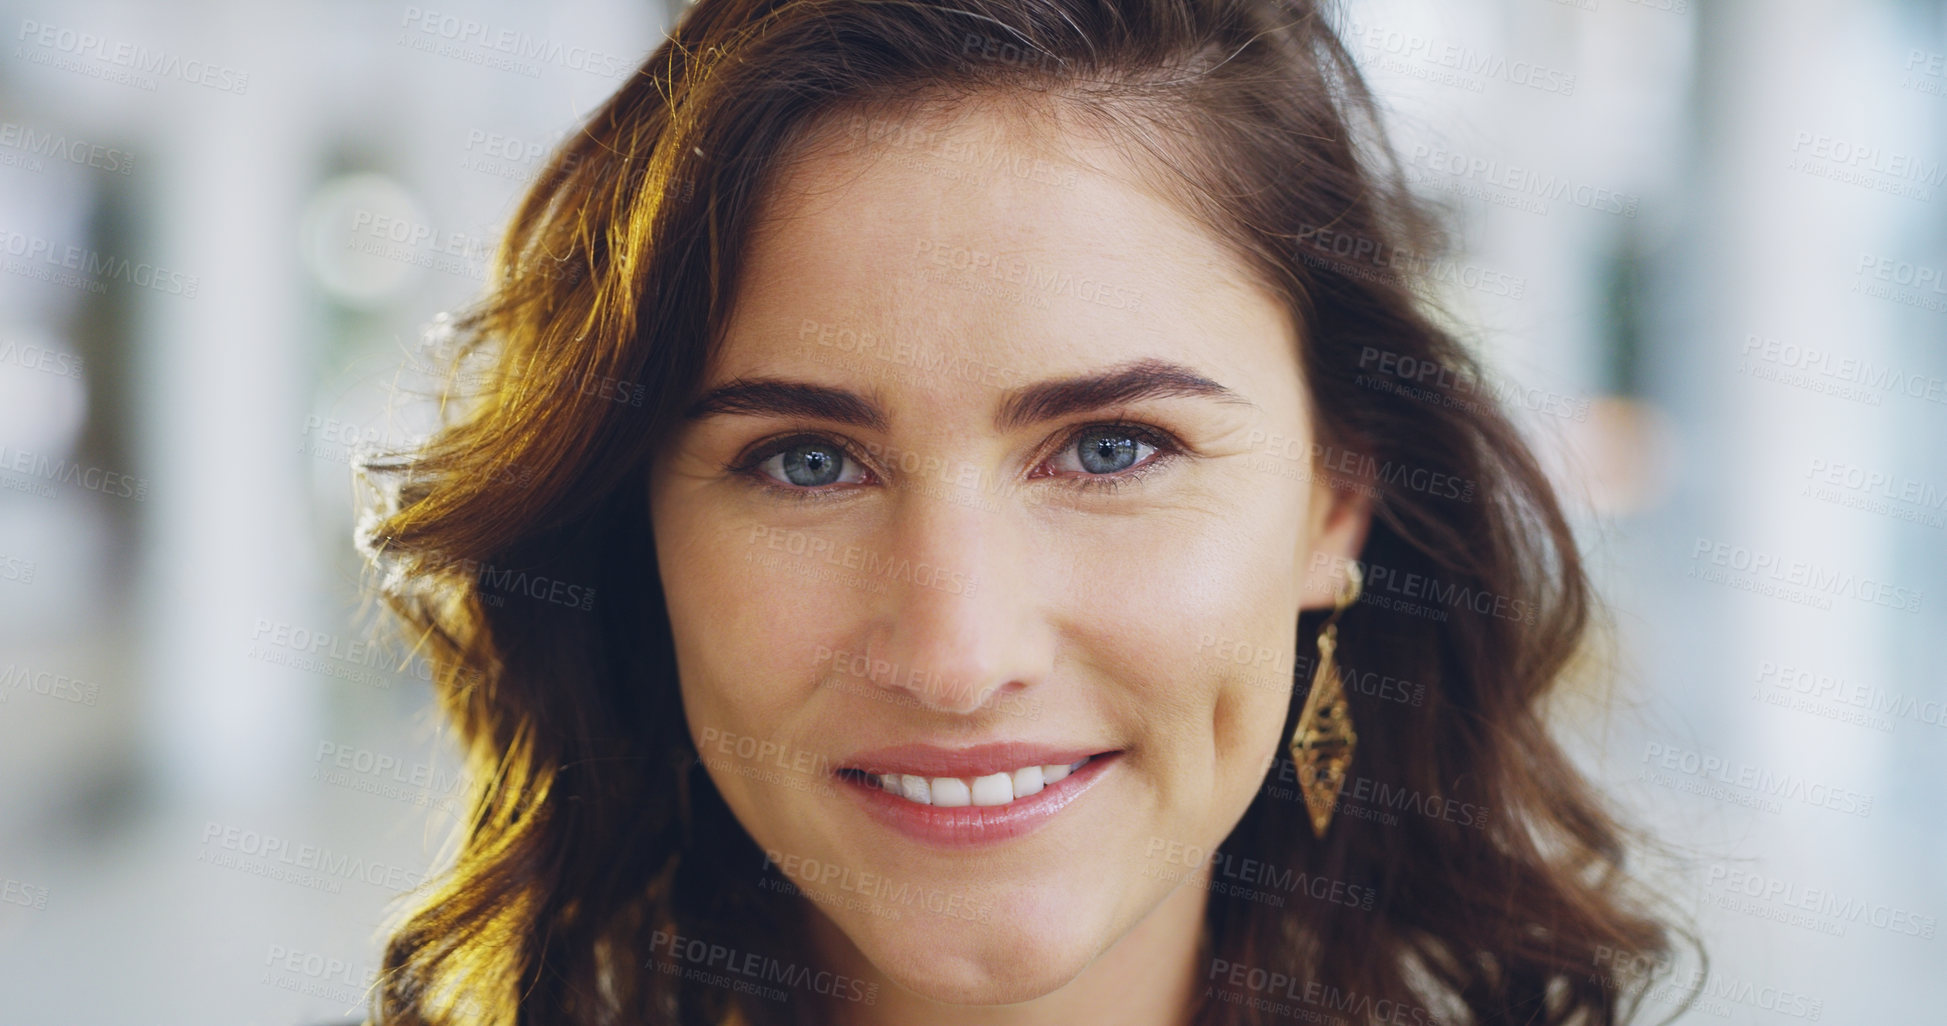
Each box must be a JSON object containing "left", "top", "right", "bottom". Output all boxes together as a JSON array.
[
  {"left": 1209, "top": 670, "right": 1293, "bottom": 803},
  {"left": 1066, "top": 476, "right": 1305, "bottom": 674},
  {"left": 1054, "top": 488, "right": 1303, "bottom": 804},
  {"left": 659, "top": 526, "right": 871, "bottom": 865},
  {"left": 657, "top": 513, "right": 846, "bottom": 776}
]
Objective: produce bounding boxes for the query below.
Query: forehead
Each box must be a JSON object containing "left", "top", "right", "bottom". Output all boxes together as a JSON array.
[{"left": 712, "top": 96, "right": 1300, "bottom": 405}]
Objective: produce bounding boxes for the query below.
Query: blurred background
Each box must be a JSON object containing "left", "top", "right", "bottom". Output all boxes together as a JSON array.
[{"left": 0, "top": 0, "right": 1940, "bottom": 1022}]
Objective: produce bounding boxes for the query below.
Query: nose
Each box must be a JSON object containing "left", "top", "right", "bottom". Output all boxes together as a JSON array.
[{"left": 861, "top": 492, "right": 1052, "bottom": 715}]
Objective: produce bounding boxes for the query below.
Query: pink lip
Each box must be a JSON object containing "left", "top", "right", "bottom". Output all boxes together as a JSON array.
[
  {"left": 839, "top": 741, "right": 1109, "bottom": 778},
  {"left": 836, "top": 750, "right": 1121, "bottom": 849}
]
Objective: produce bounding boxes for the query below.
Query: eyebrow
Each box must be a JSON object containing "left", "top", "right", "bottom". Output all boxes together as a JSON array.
[
  {"left": 993, "top": 357, "right": 1255, "bottom": 432},
  {"left": 683, "top": 357, "right": 1254, "bottom": 432},
  {"left": 684, "top": 378, "right": 891, "bottom": 432}
]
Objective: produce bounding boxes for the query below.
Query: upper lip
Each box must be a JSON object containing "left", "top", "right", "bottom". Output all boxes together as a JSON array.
[{"left": 840, "top": 742, "right": 1114, "bottom": 778}]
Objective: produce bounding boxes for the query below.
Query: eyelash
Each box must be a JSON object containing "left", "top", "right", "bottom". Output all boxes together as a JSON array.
[{"left": 726, "top": 421, "right": 1186, "bottom": 503}]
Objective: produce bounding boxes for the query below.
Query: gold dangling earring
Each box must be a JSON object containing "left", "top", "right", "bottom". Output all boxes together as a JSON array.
[{"left": 1289, "top": 562, "right": 1363, "bottom": 838}]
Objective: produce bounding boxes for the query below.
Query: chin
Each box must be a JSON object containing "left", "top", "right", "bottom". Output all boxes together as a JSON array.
[
  {"left": 816, "top": 880, "right": 1107, "bottom": 1005},
  {"left": 859, "top": 936, "right": 1094, "bottom": 1006}
]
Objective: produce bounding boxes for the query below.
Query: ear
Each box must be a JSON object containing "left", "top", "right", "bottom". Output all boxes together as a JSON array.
[{"left": 1298, "top": 474, "right": 1373, "bottom": 611}]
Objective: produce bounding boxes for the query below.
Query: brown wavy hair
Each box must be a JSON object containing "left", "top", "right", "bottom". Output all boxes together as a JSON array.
[{"left": 356, "top": 0, "right": 1689, "bottom": 1023}]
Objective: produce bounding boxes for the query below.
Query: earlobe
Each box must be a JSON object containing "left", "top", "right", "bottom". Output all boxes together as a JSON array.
[{"left": 1298, "top": 480, "right": 1373, "bottom": 610}]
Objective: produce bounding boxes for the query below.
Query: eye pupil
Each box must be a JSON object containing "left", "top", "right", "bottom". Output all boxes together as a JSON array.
[
  {"left": 1077, "top": 430, "right": 1138, "bottom": 474},
  {"left": 780, "top": 443, "right": 844, "bottom": 486}
]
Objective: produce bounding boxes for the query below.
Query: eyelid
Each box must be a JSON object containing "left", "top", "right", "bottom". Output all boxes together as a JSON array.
[
  {"left": 727, "top": 431, "right": 880, "bottom": 497},
  {"left": 727, "top": 431, "right": 871, "bottom": 474},
  {"left": 1030, "top": 420, "right": 1182, "bottom": 479}
]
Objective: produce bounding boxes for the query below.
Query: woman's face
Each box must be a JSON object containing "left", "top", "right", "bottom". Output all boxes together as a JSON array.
[{"left": 647, "top": 97, "right": 1366, "bottom": 1006}]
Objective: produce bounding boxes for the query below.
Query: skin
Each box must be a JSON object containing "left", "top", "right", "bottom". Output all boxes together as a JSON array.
[{"left": 646, "top": 94, "right": 1370, "bottom": 1026}]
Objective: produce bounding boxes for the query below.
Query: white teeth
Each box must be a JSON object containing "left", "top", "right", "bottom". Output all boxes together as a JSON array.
[
  {"left": 931, "top": 777, "right": 972, "bottom": 807},
  {"left": 868, "top": 757, "right": 1095, "bottom": 808},
  {"left": 970, "top": 772, "right": 1013, "bottom": 806}
]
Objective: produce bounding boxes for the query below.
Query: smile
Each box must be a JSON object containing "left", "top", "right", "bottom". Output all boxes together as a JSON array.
[
  {"left": 862, "top": 758, "right": 1091, "bottom": 808},
  {"left": 833, "top": 743, "right": 1120, "bottom": 847}
]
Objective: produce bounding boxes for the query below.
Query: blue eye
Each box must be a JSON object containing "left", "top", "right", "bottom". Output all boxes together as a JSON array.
[
  {"left": 751, "top": 439, "right": 867, "bottom": 489},
  {"left": 1051, "top": 426, "right": 1158, "bottom": 475},
  {"left": 732, "top": 421, "right": 1182, "bottom": 501}
]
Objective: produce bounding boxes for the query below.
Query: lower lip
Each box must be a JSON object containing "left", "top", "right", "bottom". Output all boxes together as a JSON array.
[{"left": 837, "top": 754, "right": 1119, "bottom": 849}]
